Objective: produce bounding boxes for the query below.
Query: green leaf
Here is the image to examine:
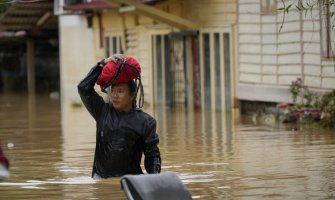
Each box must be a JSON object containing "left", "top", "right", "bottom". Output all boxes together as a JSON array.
[
  {"left": 300, "top": 0, "right": 306, "bottom": 9},
  {"left": 286, "top": 4, "right": 293, "bottom": 14}
]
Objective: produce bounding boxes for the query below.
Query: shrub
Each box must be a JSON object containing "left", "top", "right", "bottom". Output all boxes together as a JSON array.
[
  {"left": 319, "top": 90, "right": 335, "bottom": 128},
  {"left": 284, "top": 78, "right": 335, "bottom": 128}
]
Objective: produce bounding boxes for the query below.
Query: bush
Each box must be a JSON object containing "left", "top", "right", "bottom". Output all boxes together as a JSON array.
[
  {"left": 319, "top": 90, "right": 335, "bottom": 128},
  {"left": 281, "top": 78, "right": 335, "bottom": 128}
]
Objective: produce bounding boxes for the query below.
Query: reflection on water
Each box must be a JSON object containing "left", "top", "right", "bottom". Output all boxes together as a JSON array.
[{"left": 0, "top": 93, "right": 334, "bottom": 199}]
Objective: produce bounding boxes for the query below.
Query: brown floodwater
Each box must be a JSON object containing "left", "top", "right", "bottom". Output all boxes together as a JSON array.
[{"left": 0, "top": 93, "right": 334, "bottom": 199}]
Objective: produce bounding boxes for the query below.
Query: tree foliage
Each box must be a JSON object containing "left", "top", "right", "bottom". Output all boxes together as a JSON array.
[{"left": 0, "top": 1, "right": 10, "bottom": 16}]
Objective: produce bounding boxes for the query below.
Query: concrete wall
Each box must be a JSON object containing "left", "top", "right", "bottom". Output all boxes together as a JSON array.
[{"left": 59, "top": 15, "right": 96, "bottom": 105}]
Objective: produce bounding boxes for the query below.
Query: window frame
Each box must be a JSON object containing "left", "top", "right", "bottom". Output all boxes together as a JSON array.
[{"left": 104, "top": 34, "right": 123, "bottom": 57}]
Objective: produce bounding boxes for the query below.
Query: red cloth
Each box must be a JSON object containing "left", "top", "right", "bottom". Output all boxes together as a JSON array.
[
  {"left": 97, "top": 56, "right": 141, "bottom": 87},
  {"left": 0, "top": 145, "right": 9, "bottom": 168}
]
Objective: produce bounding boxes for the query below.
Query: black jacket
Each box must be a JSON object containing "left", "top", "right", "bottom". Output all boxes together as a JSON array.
[{"left": 77, "top": 63, "right": 161, "bottom": 178}]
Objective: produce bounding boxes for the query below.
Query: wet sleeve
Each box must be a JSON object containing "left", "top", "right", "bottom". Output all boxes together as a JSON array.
[
  {"left": 143, "top": 118, "right": 161, "bottom": 174},
  {"left": 77, "top": 62, "right": 105, "bottom": 121}
]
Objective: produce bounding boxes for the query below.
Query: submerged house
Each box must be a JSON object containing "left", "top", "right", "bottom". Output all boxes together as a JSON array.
[
  {"left": 2, "top": 0, "right": 329, "bottom": 120},
  {"left": 1, "top": 0, "right": 333, "bottom": 119},
  {"left": 237, "top": 0, "right": 335, "bottom": 107},
  {"left": 55, "top": 0, "right": 238, "bottom": 116}
]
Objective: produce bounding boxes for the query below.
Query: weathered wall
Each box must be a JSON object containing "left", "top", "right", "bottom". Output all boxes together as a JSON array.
[
  {"left": 237, "top": 0, "right": 335, "bottom": 103},
  {"left": 59, "top": 15, "right": 96, "bottom": 103}
]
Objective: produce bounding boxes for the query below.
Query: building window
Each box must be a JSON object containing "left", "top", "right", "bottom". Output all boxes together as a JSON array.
[
  {"left": 261, "top": 0, "right": 277, "bottom": 15},
  {"left": 104, "top": 35, "right": 123, "bottom": 57},
  {"left": 320, "top": 0, "right": 334, "bottom": 59}
]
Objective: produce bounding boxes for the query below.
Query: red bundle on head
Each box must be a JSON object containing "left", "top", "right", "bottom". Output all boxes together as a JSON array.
[{"left": 97, "top": 55, "right": 141, "bottom": 90}]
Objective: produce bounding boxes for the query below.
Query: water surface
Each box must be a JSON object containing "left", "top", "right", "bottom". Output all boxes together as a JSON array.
[{"left": 0, "top": 93, "right": 334, "bottom": 199}]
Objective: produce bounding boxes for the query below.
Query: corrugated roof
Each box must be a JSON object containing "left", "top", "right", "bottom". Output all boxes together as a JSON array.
[{"left": 0, "top": 1, "right": 57, "bottom": 37}]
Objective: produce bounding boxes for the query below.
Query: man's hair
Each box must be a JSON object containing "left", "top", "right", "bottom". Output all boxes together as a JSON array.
[
  {"left": 128, "top": 80, "right": 142, "bottom": 108},
  {"left": 128, "top": 80, "right": 137, "bottom": 95}
]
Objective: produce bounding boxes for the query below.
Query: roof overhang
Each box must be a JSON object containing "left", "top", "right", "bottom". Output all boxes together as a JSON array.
[
  {"left": 0, "top": 0, "right": 58, "bottom": 43},
  {"left": 107, "top": 0, "right": 199, "bottom": 31}
]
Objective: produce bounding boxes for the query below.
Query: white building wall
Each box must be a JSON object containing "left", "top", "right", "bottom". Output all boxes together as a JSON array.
[
  {"left": 237, "top": 0, "right": 335, "bottom": 103},
  {"left": 59, "top": 15, "right": 97, "bottom": 163},
  {"left": 59, "top": 15, "right": 96, "bottom": 104}
]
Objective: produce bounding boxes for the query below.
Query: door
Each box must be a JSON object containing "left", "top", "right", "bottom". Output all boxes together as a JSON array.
[{"left": 152, "top": 32, "right": 199, "bottom": 108}]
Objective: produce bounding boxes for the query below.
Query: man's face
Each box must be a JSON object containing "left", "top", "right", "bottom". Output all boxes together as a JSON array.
[{"left": 110, "top": 83, "right": 133, "bottom": 112}]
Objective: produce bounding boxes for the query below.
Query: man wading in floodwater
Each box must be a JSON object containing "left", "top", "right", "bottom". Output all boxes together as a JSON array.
[{"left": 78, "top": 54, "right": 161, "bottom": 179}]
